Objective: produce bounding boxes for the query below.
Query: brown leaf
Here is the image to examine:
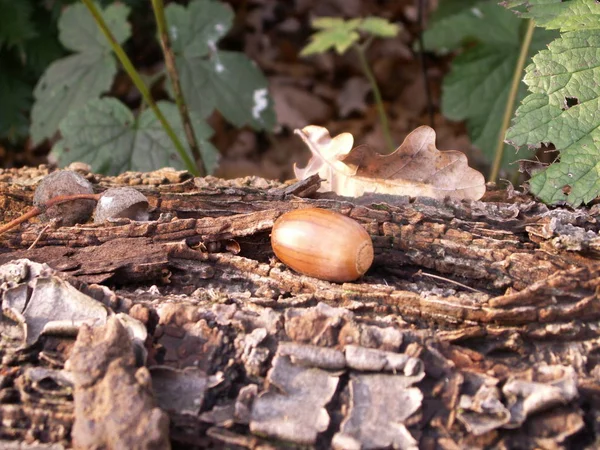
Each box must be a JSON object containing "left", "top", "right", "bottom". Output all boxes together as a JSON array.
[
  {"left": 337, "top": 77, "right": 371, "bottom": 118},
  {"left": 271, "top": 81, "right": 332, "bottom": 129},
  {"left": 294, "top": 125, "right": 486, "bottom": 201}
]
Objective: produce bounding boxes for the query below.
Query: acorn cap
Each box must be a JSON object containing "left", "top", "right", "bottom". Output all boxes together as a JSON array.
[
  {"left": 94, "top": 188, "right": 149, "bottom": 223},
  {"left": 33, "top": 170, "right": 95, "bottom": 226}
]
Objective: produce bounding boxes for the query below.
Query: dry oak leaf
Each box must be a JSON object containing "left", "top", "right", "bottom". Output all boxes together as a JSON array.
[{"left": 294, "top": 125, "right": 486, "bottom": 201}]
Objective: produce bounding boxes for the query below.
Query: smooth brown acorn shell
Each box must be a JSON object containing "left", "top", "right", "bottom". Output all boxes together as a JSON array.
[{"left": 271, "top": 208, "right": 374, "bottom": 282}]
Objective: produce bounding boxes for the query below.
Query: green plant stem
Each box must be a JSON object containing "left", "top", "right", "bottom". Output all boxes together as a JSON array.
[
  {"left": 355, "top": 42, "right": 395, "bottom": 153},
  {"left": 151, "top": 0, "right": 206, "bottom": 176},
  {"left": 81, "top": 0, "right": 199, "bottom": 176},
  {"left": 489, "top": 19, "right": 535, "bottom": 183}
]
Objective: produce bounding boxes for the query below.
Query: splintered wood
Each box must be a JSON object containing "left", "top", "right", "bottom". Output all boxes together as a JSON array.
[{"left": 0, "top": 166, "right": 599, "bottom": 449}]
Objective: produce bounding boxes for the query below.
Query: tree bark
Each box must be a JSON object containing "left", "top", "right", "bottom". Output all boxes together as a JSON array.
[{"left": 0, "top": 166, "right": 598, "bottom": 449}]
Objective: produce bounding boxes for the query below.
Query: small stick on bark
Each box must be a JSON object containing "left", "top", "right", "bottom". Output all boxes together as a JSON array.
[
  {"left": 414, "top": 270, "right": 484, "bottom": 293},
  {"left": 0, "top": 193, "right": 101, "bottom": 236},
  {"left": 28, "top": 222, "right": 54, "bottom": 250}
]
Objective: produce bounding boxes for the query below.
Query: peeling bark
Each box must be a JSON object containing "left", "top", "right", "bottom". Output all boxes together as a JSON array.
[{"left": 1, "top": 166, "right": 599, "bottom": 449}]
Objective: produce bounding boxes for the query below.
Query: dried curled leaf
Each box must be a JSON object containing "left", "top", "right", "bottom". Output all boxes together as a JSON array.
[{"left": 294, "top": 125, "right": 486, "bottom": 201}]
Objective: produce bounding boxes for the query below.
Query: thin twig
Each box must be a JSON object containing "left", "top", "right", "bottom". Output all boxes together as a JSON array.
[
  {"left": 0, "top": 193, "right": 101, "bottom": 236},
  {"left": 151, "top": 0, "right": 206, "bottom": 176},
  {"left": 81, "top": 0, "right": 199, "bottom": 176},
  {"left": 0, "top": 208, "right": 43, "bottom": 236},
  {"left": 28, "top": 223, "right": 53, "bottom": 250},
  {"left": 355, "top": 41, "right": 395, "bottom": 153},
  {"left": 489, "top": 19, "right": 535, "bottom": 183},
  {"left": 414, "top": 270, "right": 483, "bottom": 293}
]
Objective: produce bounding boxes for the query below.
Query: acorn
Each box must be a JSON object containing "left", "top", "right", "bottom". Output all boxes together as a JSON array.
[{"left": 271, "top": 208, "right": 374, "bottom": 282}]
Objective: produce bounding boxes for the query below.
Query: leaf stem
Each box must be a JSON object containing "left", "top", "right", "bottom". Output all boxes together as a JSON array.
[
  {"left": 489, "top": 19, "right": 535, "bottom": 183},
  {"left": 354, "top": 41, "right": 395, "bottom": 153},
  {"left": 150, "top": 0, "right": 206, "bottom": 176},
  {"left": 81, "top": 0, "right": 199, "bottom": 176}
]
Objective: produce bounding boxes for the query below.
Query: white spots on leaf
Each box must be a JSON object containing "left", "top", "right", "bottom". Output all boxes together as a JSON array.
[
  {"left": 169, "top": 25, "right": 178, "bottom": 42},
  {"left": 252, "top": 88, "right": 268, "bottom": 120},
  {"left": 206, "top": 23, "right": 226, "bottom": 51},
  {"left": 206, "top": 40, "right": 225, "bottom": 72},
  {"left": 212, "top": 50, "right": 225, "bottom": 72},
  {"left": 471, "top": 8, "right": 484, "bottom": 18}
]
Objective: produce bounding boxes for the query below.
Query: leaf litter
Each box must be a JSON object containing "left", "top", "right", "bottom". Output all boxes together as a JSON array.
[
  {"left": 294, "top": 124, "right": 486, "bottom": 200},
  {"left": 1, "top": 260, "right": 107, "bottom": 347},
  {"left": 2, "top": 0, "right": 599, "bottom": 447}
]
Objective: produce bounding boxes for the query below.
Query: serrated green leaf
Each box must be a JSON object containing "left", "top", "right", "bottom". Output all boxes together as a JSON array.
[
  {"left": 137, "top": 103, "right": 219, "bottom": 174},
  {"left": 506, "top": 30, "right": 600, "bottom": 205},
  {"left": 423, "top": 1, "right": 521, "bottom": 51},
  {"left": 175, "top": 51, "right": 275, "bottom": 129},
  {"left": 358, "top": 17, "right": 400, "bottom": 38},
  {"left": 166, "top": 0, "right": 275, "bottom": 130},
  {"left": 30, "top": 3, "right": 131, "bottom": 145},
  {"left": 502, "top": 0, "right": 600, "bottom": 32},
  {"left": 425, "top": 1, "right": 556, "bottom": 172},
  {"left": 31, "top": 53, "right": 118, "bottom": 146},
  {"left": 433, "top": 0, "right": 482, "bottom": 19},
  {"left": 59, "top": 3, "right": 130, "bottom": 53},
  {"left": 0, "top": 0, "right": 36, "bottom": 49},
  {"left": 166, "top": 0, "right": 232, "bottom": 57},
  {"left": 301, "top": 18, "right": 362, "bottom": 56},
  {"left": 441, "top": 45, "right": 526, "bottom": 170},
  {"left": 301, "top": 15, "right": 399, "bottom": 56},
  {"left": 53, "top": 98, "right": 219, "bottom": 175},
  {"left": 310, "top": 17, "right": 343, "bottom": 30},
  {"left": 300, "top": 28, "right": 360, "bottom": 55}
]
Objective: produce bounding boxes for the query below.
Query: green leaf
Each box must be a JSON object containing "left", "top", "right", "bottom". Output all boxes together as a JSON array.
[
  {"left": 177, "top": 51, "right": 276, "bottom": 129},
  {"left": 424, "top": 1, "right": 557, "bottom": 172},
  {"left": 0, "top": 0, "right": 36, "bottom": 49},
  {"left": 431, "top": 0, "right": 482, "bottom": 19},
  {"left": 502, "top": 0, "right": 600, "bottom": 32},
  {"left": 301, "top": 18, "right": 361, "bottom": 56},
  {"left": 311, "top": 17, "right": 350, "bottom": 30},
  {"left": 423, "top": 1, "right": 520, "bottom": 51},
  {"left": 506, "top": 30, "right": 600, "bottom": 205},
  {"left": 59, "top": 3, "right": 130, "bottom": 53},
  {"left": 165, "top": 0, "right": 232, "bottom": 58},
  {"left": 53, "top": 98, "right": 219, "bottom": 175},
  {"left": 300, "top": 29, "right": 359, "bottom": 55},
  {"left": 358, "top": 17, "right": 400, "bottom": 38},
  {"left": 30, "top": 3, "right": 131, "bottom": 145},
  {"left": 166, "top": 0, "right": 275, "bottom": 130}
]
